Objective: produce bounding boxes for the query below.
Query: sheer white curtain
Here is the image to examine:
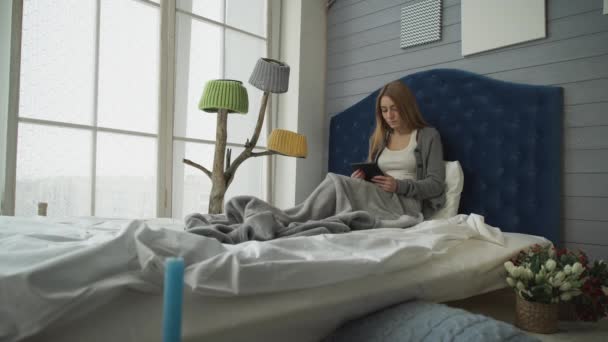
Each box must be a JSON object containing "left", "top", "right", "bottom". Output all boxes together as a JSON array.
[
  {"left": 15, "top": 0, "right": 158, "bottom": 218},
  {"left": 11, "top": 0, "right": 270, "bottom": 218}
]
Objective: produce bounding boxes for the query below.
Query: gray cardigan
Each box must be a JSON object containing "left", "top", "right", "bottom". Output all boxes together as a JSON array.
[{"left": 373, "top": 127, "right": 446, "bottom": 218}]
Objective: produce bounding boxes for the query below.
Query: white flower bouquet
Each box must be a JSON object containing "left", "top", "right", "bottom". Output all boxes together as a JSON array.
[{"left": 504, "top": 244, "right": 586, "bottom": 304}]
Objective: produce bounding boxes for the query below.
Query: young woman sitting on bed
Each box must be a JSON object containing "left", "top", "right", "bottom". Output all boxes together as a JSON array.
[
  {"left": 186, "top": 80, "right": 447, "bottom": 243},
  {"left": 351, "top": 80, "right": 446, "bottom": 219}
]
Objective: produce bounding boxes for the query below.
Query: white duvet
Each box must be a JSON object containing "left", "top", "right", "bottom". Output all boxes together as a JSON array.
[{"left": 1, "top": 214, "right": 506, "bottom": 342}]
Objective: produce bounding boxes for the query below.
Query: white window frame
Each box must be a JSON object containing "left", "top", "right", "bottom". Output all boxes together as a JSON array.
[
  {"left": 3, "top": 0, "right": 280, "bottom": 217},
  {"left": 3, "top": 0, "right": 22, "bottom": 216}
]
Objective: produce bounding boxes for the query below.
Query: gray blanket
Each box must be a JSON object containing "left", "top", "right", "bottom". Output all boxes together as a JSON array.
[{"left": 186, "top": 173, "right": 423, "bottom": 244}]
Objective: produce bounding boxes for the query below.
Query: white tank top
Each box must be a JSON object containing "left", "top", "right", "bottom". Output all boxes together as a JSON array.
[{"left": 377, "top": 130, "right": 417, "bottom": 180}]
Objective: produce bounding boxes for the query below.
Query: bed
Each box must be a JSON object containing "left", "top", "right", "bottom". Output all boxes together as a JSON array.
[{"left": 0, "top": 68, "right": 563, "bottom": 342}]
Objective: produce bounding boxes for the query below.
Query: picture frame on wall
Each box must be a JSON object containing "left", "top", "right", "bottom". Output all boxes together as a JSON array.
[{"left": 461, "top": 0, "right": 546, "bottom": 56}]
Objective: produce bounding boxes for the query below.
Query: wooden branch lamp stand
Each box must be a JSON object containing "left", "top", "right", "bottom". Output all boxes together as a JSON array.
[{"left": 183, "top": 58, "right": 304, "bottom": 215}]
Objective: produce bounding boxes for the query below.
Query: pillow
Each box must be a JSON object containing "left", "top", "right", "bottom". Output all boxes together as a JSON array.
[
  {"left": 322, "top": 300, "right": 538, "bottom": 342},
  {"left": 430, "top": 160, "right": 464, "bottom": 220}
]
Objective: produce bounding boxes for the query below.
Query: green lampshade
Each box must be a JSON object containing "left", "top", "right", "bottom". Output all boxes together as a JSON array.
[{"left": 199, "top": 79, "right": 248, "bottom": 114}]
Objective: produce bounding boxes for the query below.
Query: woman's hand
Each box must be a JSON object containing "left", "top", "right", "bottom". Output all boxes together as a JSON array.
[
  {"left": 351, "top": 169, "right": 366, "bottom": 180},
  {"left": 372, "top": 175, "right": 398, "bottom": 192}
]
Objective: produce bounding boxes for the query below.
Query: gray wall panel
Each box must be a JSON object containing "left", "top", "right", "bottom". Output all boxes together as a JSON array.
[
  {"left": 565, "top": 243, "right": 608, "bottom": 261},
  {"left": 327, "top": 7, "right": 460, "bottom": 56},
  {"left": 549, "top": 0, "right": 604, "bottom": 19},
  {"left": 328, "top": 3, "right": 402, "bottom": 40},
  {"left": 565, "top": 102, "right": 608, "bottom": 127},
  {"left": 328, "top": 21, "right": 400, "bottom": 56},
  {"left": 565, "top": 150, "right": 608, "bottom": 173},
  {"left": 329, "top": 0, "right": 460, "bottom": 27},
  {"left": 564, "top": 220, "right": 608, "bottom": 245},
  {"left": 329, "top": 0, "right": 382, "bottom": 25},
  {"left": 565, "top": 174, "right": 608, "bottom": 197},
  {"left": 327, "top": 0, "right": 608, "bottom": 256},
  {"left": 328, "top": 46, "right": 608, "bottom": 103},
  {"left": 328, "top": 18, "right": 461, "bottom": 69},
  {"left": 328, "top": 0, "right": 601, "bottom": 45},
  {"left": 562, "top": 78, "right": 608, "bottom": 105},
  {"left": 329, "top": 0, "right": 406, "bottom": 27},
  {"left": 328, "top": 0, "right": 602, "bottom": 32},
  {"left": 565, "top": 197, "right": 608, "bottom": 221},
  {"left": 328, "top": 30, "right": 608, "bottom": 91},
  {"left": 565, "top": 127, "right": 608, "bottom": 150},
  {"left": 332, "top": 0, "right": 365, "bottom": 11},
  {"left": 328, "top": 0, "right": 605, "bottom": 62},
  {"left": 329, "top": 1, "right": 461, "bottom": 41},
  {"left": 488, "top": 53, "right": 608, "bottom": 87}
]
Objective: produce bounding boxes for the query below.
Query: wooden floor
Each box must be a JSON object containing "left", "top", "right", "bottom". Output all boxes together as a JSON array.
[{"left": 445, "top": 288, "right": 608, "bottom": 341}]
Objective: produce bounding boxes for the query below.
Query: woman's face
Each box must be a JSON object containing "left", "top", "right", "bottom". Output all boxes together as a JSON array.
[{"left": 380, "top": 96, "right": 403, "bottom": 130}]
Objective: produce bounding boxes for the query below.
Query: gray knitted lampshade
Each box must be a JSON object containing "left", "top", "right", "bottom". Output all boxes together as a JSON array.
[{"left": 249, "top": 58, "right": 290, "bottom": 93}]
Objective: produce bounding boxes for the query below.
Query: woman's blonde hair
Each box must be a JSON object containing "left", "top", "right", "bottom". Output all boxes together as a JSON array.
[{"left": 368, "top": 80, "right": 428, "bottom": 161}]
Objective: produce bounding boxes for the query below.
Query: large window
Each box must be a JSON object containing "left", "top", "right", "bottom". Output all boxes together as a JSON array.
[
  {"left": 11, "top": 0, "right": 270, "bottom": 218},
  {"left": 171, "top": 0, "right": 269, "bottom": 218}
]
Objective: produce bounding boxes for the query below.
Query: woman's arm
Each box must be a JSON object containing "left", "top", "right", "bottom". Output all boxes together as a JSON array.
[{"left": 394, "top": 128, "right": 445, "bottom": 200}]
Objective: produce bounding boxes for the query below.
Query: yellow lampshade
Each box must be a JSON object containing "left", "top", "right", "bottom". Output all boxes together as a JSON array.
[{"left": 267, "top": 129, "right": 307, "bottom": 158}]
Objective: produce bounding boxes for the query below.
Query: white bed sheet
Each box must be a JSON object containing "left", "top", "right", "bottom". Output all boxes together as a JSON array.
[{"left": 12, "top": 219, "right": 548, "bottom": 342}]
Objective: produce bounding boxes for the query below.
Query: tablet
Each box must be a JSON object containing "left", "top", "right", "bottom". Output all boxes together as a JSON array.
[{"left": 350, "top": 162, "right": 384, "bottom": 181}]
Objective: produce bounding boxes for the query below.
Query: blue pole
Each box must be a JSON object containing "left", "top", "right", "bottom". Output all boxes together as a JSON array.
[{"left": 163, "top": 257, "right": 184, "bottom": 342}]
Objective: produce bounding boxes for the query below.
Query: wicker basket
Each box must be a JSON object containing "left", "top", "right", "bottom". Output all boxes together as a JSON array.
[{"left": 515, "top": 295, "right": 558, "bottom": 334}]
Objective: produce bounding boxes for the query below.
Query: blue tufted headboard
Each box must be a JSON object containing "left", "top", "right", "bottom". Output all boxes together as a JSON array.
[{"left": 329, "top": 69, "right": 563, "bottom": 244}]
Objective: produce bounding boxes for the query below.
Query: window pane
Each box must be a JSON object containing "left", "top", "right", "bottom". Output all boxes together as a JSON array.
[
  {"left": 97, "top": 0, "right": 160, "bottom": 134},
  {"left": 225, "top": 147, "right": 266, "bottom": 201},
  {"left": 177, "top": 0, "right": 223, "bottom": 23},
  {"left": 173, "top": 13, "right": 221, "bottom": 140},
  {"left": 15, "top": 123, "right": 92, "bottom": 217},
  {"left": 96, "top": 133, "right": 157, "bottom": 218},
  {"left": 19, "top": 0, "right": 96, "bottom": 125},
  {"left": 225, "top": 29, "right": 267, "bottom": 146},
  {"left": 172, "top": 141, "right": 212, "bottom": 217},
  {"left": 226, "top": 0, "right": 266, "bottom": 37},
  {"left": 172, "top": 141, "right": 266, "bottom": 218}
]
